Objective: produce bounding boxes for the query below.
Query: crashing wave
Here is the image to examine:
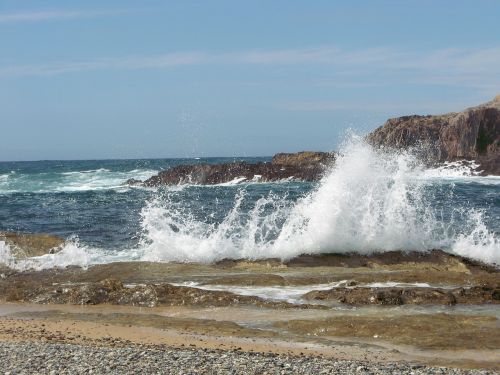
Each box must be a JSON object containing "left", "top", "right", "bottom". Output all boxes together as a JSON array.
[
  {"left": 1, "top": 135, "right": 498, "bottom": 270},
  {"left": 138, "top": 135, "right": 499, "bottom": 265}
]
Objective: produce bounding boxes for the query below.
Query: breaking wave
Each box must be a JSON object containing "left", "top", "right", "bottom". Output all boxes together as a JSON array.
[
  {"left": 139, "top": 136, "right": 499, "bottom": 265},
  {"left": 0, "top": 237, "right": 142, "bottom": 271},
  {"left": 1, "top": 136, "right": 498, "bottom": 270},
  {"left": 0, "top": 168, "right": 157, "bottom": 194}
]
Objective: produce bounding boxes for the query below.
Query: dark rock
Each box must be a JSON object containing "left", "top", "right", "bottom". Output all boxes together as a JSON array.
[
  {"left": 303, "top": 286, "right": 500, "bottom": 305},
  {"left": 367, "top": 95, "right": 500, "bottom": 175},
  {"left": 492, "top": 289, "right": 500, "bottom": 300},
  {"left": 124, "top": 178, "right": 143, "bottom": 186},
  {"left": 140, "top": 151, "right": 335, "bottom": 186},
  {"left": 271, "top": 151, "right": 335, "bottom": 168}
]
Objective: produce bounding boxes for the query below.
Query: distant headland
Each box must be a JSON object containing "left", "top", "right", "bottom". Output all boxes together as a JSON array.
[{"left": 129, "top": 95, "right": 500, "bottom": 186}]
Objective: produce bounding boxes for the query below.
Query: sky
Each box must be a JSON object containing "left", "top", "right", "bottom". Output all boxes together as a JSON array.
[{"left": 1, "top": 0, "right": 499, "bottom": 161}]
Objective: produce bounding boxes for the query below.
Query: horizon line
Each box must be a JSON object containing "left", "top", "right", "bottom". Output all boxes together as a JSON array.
[{"left": 0, "top": 151, "right": 335, "bottom": 164}]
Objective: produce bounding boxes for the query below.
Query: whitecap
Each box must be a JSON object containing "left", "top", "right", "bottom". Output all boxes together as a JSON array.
[
  {"left": 138, "top": 135, "right": 500, "bottom": 266},
  {"left": 0, "top": 168, "right": 158, "bottom": 194},
  {"left": 215, "top": 176, "right": 248, "bottom": 186}
]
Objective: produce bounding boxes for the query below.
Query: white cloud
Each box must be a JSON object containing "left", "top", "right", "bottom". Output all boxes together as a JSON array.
[{"left": 1, "top": 46, "right": 499, "bottom": 96}]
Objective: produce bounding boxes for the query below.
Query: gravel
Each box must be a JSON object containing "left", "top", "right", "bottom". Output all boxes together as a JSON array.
[{"left": 0, "top": 341, "right": 496, "bottom": 375}]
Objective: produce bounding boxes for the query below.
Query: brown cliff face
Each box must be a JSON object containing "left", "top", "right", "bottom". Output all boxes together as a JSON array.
[
  {"left": 271, "top": 151, "right": 335, "bottom": 167},
  {"left": 368, "top": 96, "right": 500, "bottom": 175},
  {"left": 142, "top": 151, "right": 335, "bottom": 186}
]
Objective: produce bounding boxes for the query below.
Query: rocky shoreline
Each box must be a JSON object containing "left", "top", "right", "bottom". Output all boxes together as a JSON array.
[
  {"left": 1, "top": 244, "right": 498, "bottom": 308},
  {"left": 131, "top": 151, "right": 335, "bottom": 186},
  {"left": 1, "top": 232, "right": 499, "bottom": 370},
  {"left": 1, "top": 231, "right": 498, "bottom": 308},
  {"left": 368, "top": 95, "right": 500, "bottom": 175},
  {"left": 124, "top": 95, "right": 500, "bottom": 187}
]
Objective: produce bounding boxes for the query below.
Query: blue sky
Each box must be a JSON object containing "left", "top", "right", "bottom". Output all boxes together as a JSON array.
[{"left": 1, "top": 0, "right": 499, "bottom": 161}]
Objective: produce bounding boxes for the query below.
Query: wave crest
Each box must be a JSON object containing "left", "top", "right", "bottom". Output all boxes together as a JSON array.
[
  {"left": 0, "top": 168, "right": 157, "bottom": 194},
  {"left": 138, "top": 136, "right": 499, "bottom": 265}
]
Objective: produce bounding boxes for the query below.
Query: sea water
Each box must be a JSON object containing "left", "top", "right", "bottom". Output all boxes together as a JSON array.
[{"left": 0, "top": 137, "right": 498, "bottom": 270}]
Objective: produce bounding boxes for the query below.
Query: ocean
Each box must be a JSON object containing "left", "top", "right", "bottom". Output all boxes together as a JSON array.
[{"left": 1, "top": 138, "right": 499, "bottom": 270}]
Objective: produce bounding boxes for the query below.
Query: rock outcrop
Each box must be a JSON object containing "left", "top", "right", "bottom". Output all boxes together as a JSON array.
[
  {"left": 8, "top": 278, "right": 301, "bottom": 309},
  {"left": 303, "top": 286, "right": 500, "bottom": 306},
  {"left": 141, "top": 151, "right": 335, "bottom": 186},
  {"left": 368, "top": 95, "right": 500, "bottom": 175},
  {"left": 0, "top": 231, "right": 64, "bottom": 259}
]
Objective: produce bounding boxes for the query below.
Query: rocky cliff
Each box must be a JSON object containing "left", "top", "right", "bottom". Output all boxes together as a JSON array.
[
  {"left": 368, "top": 95, "right": 500, "bottom": 175},
  {"left": 140, "top": 151, "right": 335, "bottom": 186}
]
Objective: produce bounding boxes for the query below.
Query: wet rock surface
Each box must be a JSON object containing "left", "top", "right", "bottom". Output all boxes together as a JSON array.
[
  {"left": 368, "top": 95, "right": 500, "bottom": 175},
  {"left": 0, "top": 250, "right": 498, "bottom": 307},
  {"left": 303, "top": 286, "right": 500, "bottom": 305},
  {"left": 3, "top": 277, "right": 308, "bottom": 309},
  {"left": 274, "top": 313, "right": 500, "bottom": 350},
  {"left": 140, "top": 151, "right": 335, "bottom": 186},
  {"left": 12, "top": 310, "right": 274, "bottom": 339},
  {"left": 0, "top": 249, "right": 499, "bottom": 371},
  {"left": 283, "top": 249, "right": 489, "bottom": 270},
  {"left": 0, "top": 232, "right": 64, "bottom": 259}
]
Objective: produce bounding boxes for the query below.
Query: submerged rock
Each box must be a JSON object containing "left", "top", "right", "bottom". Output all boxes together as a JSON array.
[
  {"left": 367, "top": 95, "right": 500, "bottom": 175},
  {"left": 274, "top": 313, "right": 500, "bottom": 350},
  {"left": 139, "top": 151, "right": 335, "bottom": 186},
  {"left": 284, "top": 249, "right": 491, "bottom": 272},
  {"left": 303, "top": 286, "right": 500, "bottom": 306},
  {"left": 15, "top": 278, "right": 301, "bottom": 308},
  {"left": 124, "top": 178, "right": 143, "bottom": 186},
  {"left": 0, "top": 231, "right": 64, "bottom": 259},
  {"left": 0, "top": 250, "right": 497, "bottom": 307}
]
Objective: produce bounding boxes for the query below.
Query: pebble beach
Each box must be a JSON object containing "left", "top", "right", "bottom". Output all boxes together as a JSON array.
[{"left": 1, "top": 341, "right": 496, "bottom": 375}]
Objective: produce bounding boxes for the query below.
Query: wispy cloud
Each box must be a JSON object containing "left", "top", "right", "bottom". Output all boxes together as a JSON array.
[
  {"left": 0, "top": 47, "right": 393, "bottom": 76},
  {"left": 1, "top": 46, "right": 499, "bottom": 96},
  {"left": 279, "top": 99, "right": 478, "bottom": 114},
  {"left": 0, "top": 52, "right": 210, "bottom": 76},
  {"left": 0, "top": 9, "right": 127, "bottom": 23}
]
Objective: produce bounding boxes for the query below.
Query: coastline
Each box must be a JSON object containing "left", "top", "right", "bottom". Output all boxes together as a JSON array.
[
  {"left": 0, "top": 303, "right": 498, "bottom": 373},
  {"left": 0, "top": 250, "right": 498, "bottom": 372}
]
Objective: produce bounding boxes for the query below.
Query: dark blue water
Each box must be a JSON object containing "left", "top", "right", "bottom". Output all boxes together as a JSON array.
[
  {"left": 0, "top": 158, "right": 273, "bottom": 247},
  {"left": 0, "top": 153, "right": 499, "bottom": 267}
]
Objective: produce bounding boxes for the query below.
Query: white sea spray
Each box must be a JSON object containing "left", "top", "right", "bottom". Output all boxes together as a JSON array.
[
  {"left": 138, "top": 136, "right": 499, "bottom": 265},
  {"left": 0, "top": 241, "right": 15, "bottom": 268},
  {"left": 0, "top": 237, "right": 135, "bottom": 271},
  {"left": 1, "top": 136, "right": 498, "bottom": 270}
]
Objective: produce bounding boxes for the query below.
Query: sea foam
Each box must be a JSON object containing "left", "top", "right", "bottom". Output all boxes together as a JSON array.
[
  {"left": 0, "top": 237, "right": 144, "bottom": 271},
  {"left": 1, "top": 136, "right": 498, "bottom": 270},
  {"left": 0, "top": 168, "right": 157, "bottom": 194},
  {"left": 139, "top": 135, "right": 499, "bottom": 265}
]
